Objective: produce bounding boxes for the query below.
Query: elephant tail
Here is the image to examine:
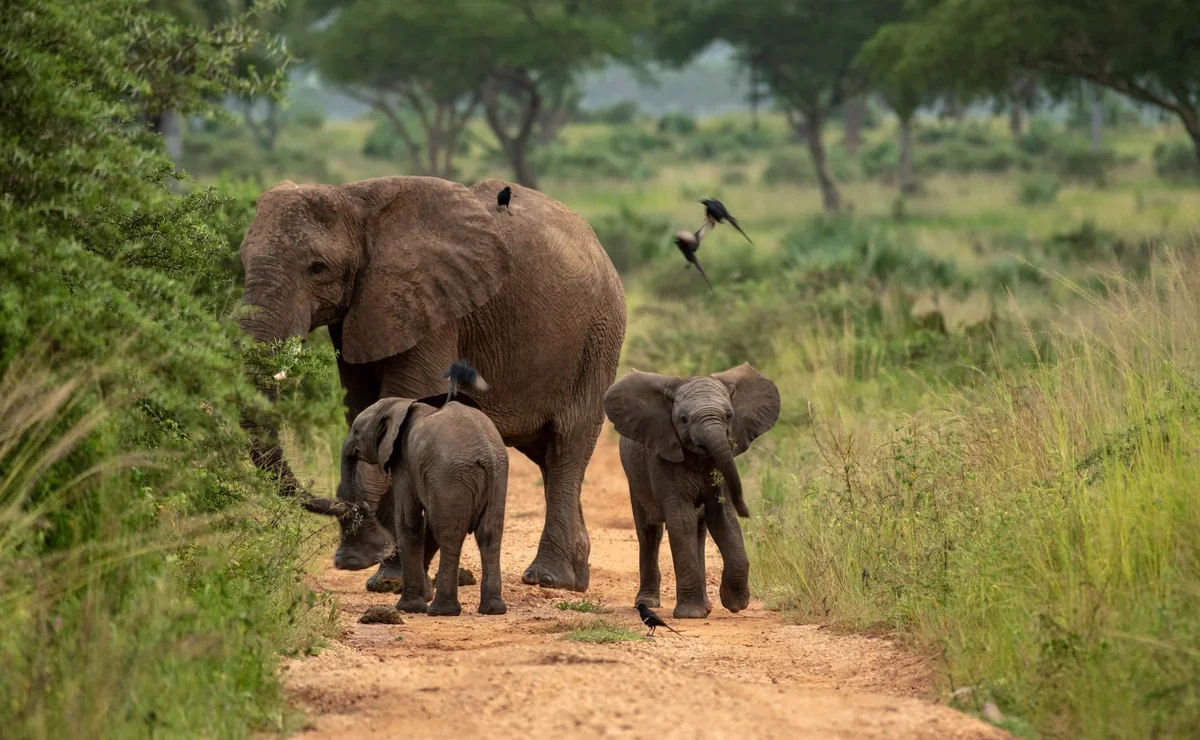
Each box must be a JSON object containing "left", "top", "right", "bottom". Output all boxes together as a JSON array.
[{"left": 444, "top": 359, "right": 489, "bottom": 402}]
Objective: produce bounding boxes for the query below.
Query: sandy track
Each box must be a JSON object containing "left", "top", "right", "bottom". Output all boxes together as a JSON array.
[{"left": 283, "top": 424, "right": 1006, "bottom": 739}]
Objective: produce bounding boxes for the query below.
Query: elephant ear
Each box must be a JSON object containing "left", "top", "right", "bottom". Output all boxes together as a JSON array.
[
  {"left": 712, "top": 363, "right": 781, "bottom": 456},
  {"left": 340, "top": 177, "right": 512, "bottom": 364},
  {"left": 604, "top": 371, "right": 684, "bottom": 462},
  {"left": 351, "top": 398, "right": 417, "bottom": 476}
]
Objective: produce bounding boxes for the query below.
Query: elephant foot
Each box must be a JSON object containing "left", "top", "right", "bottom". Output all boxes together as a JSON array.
[
  {"left": 634, "top": 591, "right": 660, "bottom": 609},
  {"left": 720, "top": 579, "right": 750, "bottom": 613},
  {"left": 522, "top": 553, "right": 589, "bottom": 592},
  {"left": 396, "top": 596, "right": 428, "bottom": 614},
  {"left": 427, "top": 596, "right": 463, "bottom": 617},
  {"left": 478, "top": 597, "right": 508, "bottom": 615},
  {"left": 673, "top": 601, "right": 710, "bottom": 620},
  {"left": 366, "top": 563, "right": 405, "bottom": 594}
]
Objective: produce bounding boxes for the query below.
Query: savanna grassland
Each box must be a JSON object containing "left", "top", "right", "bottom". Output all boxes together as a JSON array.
[{"left": 191, "top": 105, "right": 1200, "bottom": 737}]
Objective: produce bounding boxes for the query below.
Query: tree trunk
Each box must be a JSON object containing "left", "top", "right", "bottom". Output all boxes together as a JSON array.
[
  {"left": 509, "top": 138, "right": 536, "bottom": 190},
  {"left": 842, "top": 96, "right": 866, "bottom": 153},
  {"left": 1008, "top": 100, "right": 1025, "bottom": 137},
  {"left": 1087, "top": 84, "right": 1103, "bottom": 153},
  {"left": 482, "top": 75, "right": 542, "bottom": 189},
  {"left": 898, "top": 114, "right": 915, "bottom": 194},
  {"left": 798, "top": 112, "right": 841, "bottom": 214}
]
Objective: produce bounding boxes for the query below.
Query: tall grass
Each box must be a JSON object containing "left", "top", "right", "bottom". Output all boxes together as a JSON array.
[
  {"left": 0, "top": 354, "right": 337, "bottom": 739},
  {"left": 747, "top": 248, "right": 1200, "bottom": 736}
]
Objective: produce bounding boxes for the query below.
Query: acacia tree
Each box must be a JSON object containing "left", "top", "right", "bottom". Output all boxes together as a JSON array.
[
  {"left": 659, "top": 0, "right": 903, "bottom": 213},
  {"left": 476, "top": 0, "right": 654, "bottom": 189},
  {"left": 883, "top": 0, "right": 1200, "bottom": 163},
  {"left": 299, "top": 1, "right": 488, "bottom": 178}
]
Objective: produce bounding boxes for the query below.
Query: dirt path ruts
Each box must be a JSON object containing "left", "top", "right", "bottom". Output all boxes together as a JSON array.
[{"left": 282, "top": 424, "right": 1007, "bottom": 739}]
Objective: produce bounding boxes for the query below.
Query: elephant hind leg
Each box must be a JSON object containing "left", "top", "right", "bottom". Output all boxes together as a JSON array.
[
  {"left": 521, "top": 416, "right": 600, "bottom": 592},
  {"left": 476, "top": 457, "right": 508, "bottom": 615}
]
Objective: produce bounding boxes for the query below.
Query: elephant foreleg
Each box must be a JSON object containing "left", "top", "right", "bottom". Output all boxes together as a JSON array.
[
  {"left": 663, "top": 497, "right": 709, "bottom": 619},
  {"left": 705, "top": 496, "right": 751, "bottom": 613},
  {"left": 695, "top": 511, "right": 713, "bottom": 615},
  {"left": 632, "top": 501, "right": 663, "bottom": 608}
]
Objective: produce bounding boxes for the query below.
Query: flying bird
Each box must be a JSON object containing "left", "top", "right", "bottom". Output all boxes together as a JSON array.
[
  {"left": 444, "top": 360, "right": 488, "bottom": 403},
  {"left": 699, "top": 197, "right": 752, "bottom": 244},
  {"left": 673, "top": 223, "right": 714, "bottom": 294},
  {"left": 496, "top": 185, "right": 514, "bottom": 215},
  {"left": 636, "top": 602, "right": 683, "bottom": 637}
]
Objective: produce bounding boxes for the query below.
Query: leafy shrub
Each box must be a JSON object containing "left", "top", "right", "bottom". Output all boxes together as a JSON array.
[
  {"left": 721, "top": 168, "right": 748, "bottom": 185},
  {"left": 687, "top": 125, "right": 776, "bottom": 161},
  {"left": 0, "top": 1, "right": 336, "bottom": 734},
  {"left": 761, "top": 149, "right": 815, "bottom": 185},
  {"left": 291, "top": 104, "right": 326, "bottom": 130},
  {"left": 1017, "top": 174, "right": 1061, "bottom": 206},
  {"left": 658, "top": 111, "right": 698, "bottom": 135},
  {"left": 579, "top": 100, "right": 639, "bottom": 125},
  {"left": 1052, "top": 137, "right": 1115, "bottom": 184},
  {"left": 590, "top": 205, "right": 673, "bottom": 274},
  {"left": 860, "top": 138, "right": 899, "bottom": 178},
  {"left": 607, "top": 128, "right": 673, "bottom": 156},
  {"left": 1153, "top": 139, "right": 1200, "bottom": 182},
  {"left": 1017, "top": 119, "right": 1057, "bottom": 156}
]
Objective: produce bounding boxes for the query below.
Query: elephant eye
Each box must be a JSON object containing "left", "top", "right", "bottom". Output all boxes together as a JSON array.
[
  {"left": 679, "top": 415, "right": 688, "bottom": 425},
  {"left": 308, "top": 260, "right": 329, "bottom": 275},
  {"left": 726, "top": 410, "right": 734, "bottom": 421}
]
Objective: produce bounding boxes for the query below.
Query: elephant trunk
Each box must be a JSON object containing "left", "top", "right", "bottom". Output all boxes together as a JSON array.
[
  {"left": 698, "top": 421, "right": 750, "bottom": 518},
  {"left": 238, "top": 304, "right": 311, "bottom": 499}
]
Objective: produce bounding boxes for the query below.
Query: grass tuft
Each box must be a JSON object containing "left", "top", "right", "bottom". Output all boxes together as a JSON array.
[
  {"left": 555, "top": 599, "right": 611, "bottom": 614},
  {"left": 563, "top": 619, "right": 645, "bottom": 644}
]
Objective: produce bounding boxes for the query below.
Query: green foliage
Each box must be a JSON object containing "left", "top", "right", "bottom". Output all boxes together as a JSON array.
[
  {"left": 578, "top": 100, "right": 641, "bottom": 125},
  {"left": 860, "top": 138, "right": 899, "bottom": 178},
  {"left": 555, "top": 599, "right": 611, "bottom": 613},
  {"left": 564, "top": 619, "right": 644, "bottom": 643},
  {"left": 1153, "top": 139, "right": 1200, "bottom": 182},
  {"left": 658, "top": 111, "right": 698, "bottom": 135},
  {"left": 1017, "top": 174, "right": 1061, "bottom": 207},
  {"left": 0, "top": 0, "right": 337, "bottom": 734},
  {"left": 591, "top": 206, "right": 674, "bottom": 274},
  {"left": 1051, "top": 137, "right": 1116, "bottom": 185},
  {"left": 746, "top": 253, "right": 1200, "bottom": 736},
  {"left": 875, "top": 0, "right": 1200, "bottom": 165},
  {"left": 761, "top": 149, "right": 816, "bottom": 185}
]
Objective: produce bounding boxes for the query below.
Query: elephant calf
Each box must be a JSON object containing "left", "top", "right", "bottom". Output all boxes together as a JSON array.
[
  {"left": 332, "top": 395, "right": 509, "bottom": 616},
  {"left": 603, "top": 363, "right": 780, "bottom": 619}
]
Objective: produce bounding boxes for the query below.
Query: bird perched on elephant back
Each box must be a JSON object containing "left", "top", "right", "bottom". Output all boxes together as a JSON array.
[
  {"left": 604, "top": 363, "right": 781, "bottom": 619},
  {"left": 238, "top": 176, "right": 626, "bottom": 594}
]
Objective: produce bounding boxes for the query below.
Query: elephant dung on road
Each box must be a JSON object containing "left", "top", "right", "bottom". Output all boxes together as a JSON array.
[{"left": 238, "top": 176, "right": 626, "bottom": 593}]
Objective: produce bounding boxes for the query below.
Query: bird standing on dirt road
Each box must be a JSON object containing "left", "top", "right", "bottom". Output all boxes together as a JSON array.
[
  {"left": 444, "top": 360, "right": 488, "bottom": 403},
  {"left": 699, "top": 197, "right": 753, "bottom": 244},
  {"left": 673, "top": 224, "right": 714, "bottom": 294},
  {"left": 637, "top": 603, "right": 683, "bottom": 637},
  {"left": 496, "top": 185, "right": 514, "bottom": 215}
]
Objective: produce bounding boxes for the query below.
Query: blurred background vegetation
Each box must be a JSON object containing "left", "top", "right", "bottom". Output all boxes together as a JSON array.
[{"left": 4, "top": 0, "right": 1200, "bottom": 737}]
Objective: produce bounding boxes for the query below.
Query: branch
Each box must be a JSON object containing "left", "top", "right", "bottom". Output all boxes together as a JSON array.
[{"left": 340, "top": 85, "right": 422, "bottom": 161}]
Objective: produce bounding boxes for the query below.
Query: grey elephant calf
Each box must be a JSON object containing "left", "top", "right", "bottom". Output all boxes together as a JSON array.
[
  {"left": 317, "top": 394, "right": 509, "bottom": 616},
  {"left": 604, "top": 363, "right": 780, "bottom": 619}
]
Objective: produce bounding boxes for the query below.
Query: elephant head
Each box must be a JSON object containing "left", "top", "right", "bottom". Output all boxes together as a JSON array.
[
  {"left": 603, "top": 363, "right": 780, "bottom": 517},
  {"left": 237, "top": 176, "right": 513, "bottom": 502},
  {"left": 303, "top": 398, "right": 419, "bottom": 570}
]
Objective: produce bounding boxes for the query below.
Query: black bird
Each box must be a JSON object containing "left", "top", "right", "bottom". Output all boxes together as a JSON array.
[
  {"left": 637, "top": 602, "right": 683, "bottom": 637},
  {"left": 673, "top": 224, "right": 714, "bottom": 294},
  {"left": 699, "top": 197, "right": 753, "bottom": 244},
  {"left": 444, "top": 360, "right": 488, "bottom": 403},
  {"left": 496, "top": 185, "right": 514, "bottom": 215}
]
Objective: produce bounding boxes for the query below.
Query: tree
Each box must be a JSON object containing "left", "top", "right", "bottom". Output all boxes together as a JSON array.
[
  {"left": 298, "top": 1, "right": 489, "bottom": 179},
  {"left": 658, "top": 0, "right": 904, "bottom": 213},
  {"left": 879, "top": 0, "right": 1200, "bottom": 163},
  {"left": 475, "top": 1, "right": 655, "bottom": 189}
]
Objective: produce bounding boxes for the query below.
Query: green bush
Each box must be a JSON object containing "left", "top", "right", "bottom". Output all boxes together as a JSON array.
[
  {"left": 590, "top": 205, "right": 673, "bottom": 274},
  {"left": 1052, "top": 137, "right": 1116, "bottom": 184},
  {"left": 761, "top": 149, "right": 815, "bottom": 185},
  {"left": 579, "top": 100, "right": 639, "bottom": 125},
  {"left": 291, "top": 104, "right": 325, "bottom": 130},
  {"left": 1153, "top": 139, "right": 1200, "bottom": 182},
  {"left": 0, "top": 1, "right": 337, "bottom": 735},
  {"left": 860, "top": 138, "right": 899, "bottom": 178},
  {"left": 658, "top": 111, "right": 698, "bottom": 135},
  {"left": 1017, "top": 174, "right": 1061, "bottom": 206}
]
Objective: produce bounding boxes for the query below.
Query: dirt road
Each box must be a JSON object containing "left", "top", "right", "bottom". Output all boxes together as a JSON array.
[{"left": 282, "top": 424, "right": 1006, "bottom": 739}]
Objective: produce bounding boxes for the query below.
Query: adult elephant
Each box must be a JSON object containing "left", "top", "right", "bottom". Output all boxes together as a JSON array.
[{"left": 238, "top": 176, "right": 626, "bottom": 592}]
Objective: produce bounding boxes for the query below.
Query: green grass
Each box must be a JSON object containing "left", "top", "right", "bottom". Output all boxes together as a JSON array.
[
  {"left": 555, "top": 599, "right": 611, "bottom": 614},
  {"left": 563, "top": 619, "right": 645, "bottom": 644}
]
